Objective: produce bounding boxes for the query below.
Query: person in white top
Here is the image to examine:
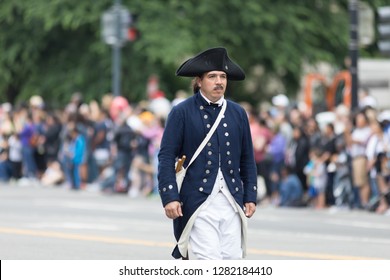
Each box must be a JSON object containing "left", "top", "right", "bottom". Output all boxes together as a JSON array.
[
  {"left": 345, "top": 111, "right": 372, "bottom": 208},
  {"left": 8, "top": 133, "right": 23, "bottom": 180},
  {"left": 366, "top": 120, "right": 384, "bottom": 200}
]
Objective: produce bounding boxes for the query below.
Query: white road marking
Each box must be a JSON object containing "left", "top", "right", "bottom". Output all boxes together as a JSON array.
[{"left": 248, "top": 228, "right": 390, "bottom": 245}]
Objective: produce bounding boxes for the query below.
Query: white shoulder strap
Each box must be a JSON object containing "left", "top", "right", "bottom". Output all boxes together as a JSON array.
[{"left": 186, "top": 100, "right": 227, "bottom": 168}]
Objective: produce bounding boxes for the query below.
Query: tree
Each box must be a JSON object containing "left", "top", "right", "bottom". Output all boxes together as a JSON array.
[{"left": 0, "top": 0, "right": 383, "bottom": 107}]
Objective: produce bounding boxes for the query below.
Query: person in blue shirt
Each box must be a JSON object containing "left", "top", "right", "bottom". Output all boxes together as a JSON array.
[
  {"left": 63, "top": 122, "right": 86, "bottom": 190},
  {"left": 279, "top": 165, "right": 304, "bottom": 207}
]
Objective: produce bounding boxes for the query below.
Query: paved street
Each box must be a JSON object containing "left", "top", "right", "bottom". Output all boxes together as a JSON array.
[{"left": 0, "top": 183, "right": 389, "bottom": 260}]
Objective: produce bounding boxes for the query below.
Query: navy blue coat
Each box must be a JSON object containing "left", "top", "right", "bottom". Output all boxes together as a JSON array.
[{"left": 158, "top": 92, "right": 258, "bottom": 258}]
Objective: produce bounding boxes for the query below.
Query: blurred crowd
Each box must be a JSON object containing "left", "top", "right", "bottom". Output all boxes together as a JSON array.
[
  {"left": 0, "top": 90, "right": 183, "bottom": 197},
  {"left": 0, "top": 88, "right": 390, "bottom": 215},
  {"left": 247, "top": 90, "right": 390, "bottom": 215}
]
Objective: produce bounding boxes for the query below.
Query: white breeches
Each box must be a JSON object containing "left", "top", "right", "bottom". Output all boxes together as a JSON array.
[{"left": 189, "top": 192, "right": 242, "bottom": 260}]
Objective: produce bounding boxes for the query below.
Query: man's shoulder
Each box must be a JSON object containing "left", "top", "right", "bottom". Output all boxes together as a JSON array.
[
  {"left": 171, "top": 95, "right": 195, "bottom": 110},
  {"left": 165, "top": 96, "right": 196, "bottom": 122},
  {"left": 226, "top": 99, "right": 247, "bottom": 115}
]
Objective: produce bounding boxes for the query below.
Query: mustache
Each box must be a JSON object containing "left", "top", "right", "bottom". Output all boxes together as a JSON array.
[{"left": 213, "top": 85, "right": 224, "bottom": 90}]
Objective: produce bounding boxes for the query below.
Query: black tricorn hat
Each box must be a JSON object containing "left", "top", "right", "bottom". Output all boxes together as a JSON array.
[{"left": 176, "top": 47, "right": 245, "bottom": 81}]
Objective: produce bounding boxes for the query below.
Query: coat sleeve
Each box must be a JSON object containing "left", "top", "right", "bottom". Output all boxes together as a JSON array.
[
  {"left": 239, "top": 109, "right": 258, "bottom": 204},
  {"left": 157, "top": 107, "right": 184, "bottom": 207}
]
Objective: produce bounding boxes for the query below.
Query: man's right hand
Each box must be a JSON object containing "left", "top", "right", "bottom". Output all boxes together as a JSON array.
[{"left": 164, "top": 201, "right": 183, "bottom": 219}]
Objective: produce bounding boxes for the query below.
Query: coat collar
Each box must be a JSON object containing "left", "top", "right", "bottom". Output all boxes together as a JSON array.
[{"left": 195, "top": 91, "right": 224, "bottom": 108}]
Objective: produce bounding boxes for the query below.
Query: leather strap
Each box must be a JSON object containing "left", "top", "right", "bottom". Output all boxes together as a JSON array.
[{"left": 186, "top": 100, "right": 227, "bottom": 169}]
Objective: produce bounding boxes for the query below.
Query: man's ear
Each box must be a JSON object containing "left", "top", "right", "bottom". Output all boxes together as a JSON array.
[{"left": 195, "top": 76, "right": 202, "bottom": 87}]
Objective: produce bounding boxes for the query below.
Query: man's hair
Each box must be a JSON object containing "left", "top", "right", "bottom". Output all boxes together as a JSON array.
[{"left": 192, "top": 76, "right": 202, "bottom": 94}]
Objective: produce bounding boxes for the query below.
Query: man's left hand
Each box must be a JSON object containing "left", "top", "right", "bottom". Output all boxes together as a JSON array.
[{"left": 244, "top": 202, "right": 256, "bottom": 218}]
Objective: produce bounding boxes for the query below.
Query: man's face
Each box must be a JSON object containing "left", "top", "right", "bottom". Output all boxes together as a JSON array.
[{"left": 197, "top": 71, "right": 227, "bottom": 102}]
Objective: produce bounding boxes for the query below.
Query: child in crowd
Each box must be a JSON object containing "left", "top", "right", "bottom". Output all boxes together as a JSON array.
[
  {"left": 279, "top": 165, "right": 304, "bottom": 207},
  {"left": 304, "top": 147, "right": 327, "bottom": 209}
]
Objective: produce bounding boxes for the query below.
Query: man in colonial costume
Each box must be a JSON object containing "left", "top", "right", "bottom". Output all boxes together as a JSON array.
[{"left": 158, "top": 47, "right": 257, "bottom": 259}]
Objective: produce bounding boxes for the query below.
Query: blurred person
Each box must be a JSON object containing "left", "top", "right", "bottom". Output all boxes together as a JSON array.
[
  {"left": 60, "top": 122, "right": 86, "bottom": 190},
  {"left": 258, "top": 104, "right": 273, "bottom": 127},
  {"left": 271, "top": 94, "right": 292, "bottom": 143},
  {"left": 104, "top": 111, "right": 137, "bottom": 193},
  {"left": 273, "top": 110, "right": 293, "bottom": 144},
  {"left": 375, "top": 151, "right": 390, "bottom": 214},
  {"left": 267, "top": 124, "right": 287, "bottom": 204},
  {"left": 248, "top": 110, "right": 273, "bottom": 201},
  {"left": 128, "top": 111, "right": 157, "bottom": 197},
  {"left": 150, "top": 117, "right": 165, "bottom": 195},
  {"left": 7, "top": 133, "right": 23, "bottom": 181},
  {"left": 171, "top": 90, "right": 188, "bottom": 107},
  {"left": 109, "top": 96, "right": 129, "bottom": 122},
  {"left": 0, "top": 132, "right": 11, "bottom": 182},
  {"left": 29, "top": 95, "right": 45, "bottom": 110},
  {"left": 101, "top": 94, "right": 114, "bottom": 112},
  {"left": 31, "top": 109, "right": 47, "bottom": 178},
  {"left": 76, "top": 104, "right": 97, "bottom": 184},
  {"left": 279, "top": 165, "right": 304, "bottom": 207},
  {"left": 65, "top": 92, "right": 83, "bottom": 114},
  {"left": 358, "top": 87, "right": 377, "bottom": 110},
  {"left": 364, "top": 107, "right": 378, "bottom": 124},
  {"left": 332, "top": 136, "right": 354, "bottom": 208},
  {"left": 40, "top": 160, "right": 64, "bottom": 186},
  {"left": 366, "top": 120, "right": 384, "bottom": 203},
  {"left": 369, "top": 118, "right": 390, "bottom": 214},
  {"left": 285, "top": 125, "right": 310, "bottom": 192},
  {"left": 334, "top": 104, "right": 350, "bottom": 135},
  {"left": 140, "top": 111, "right": 164, "bottom": 195},
  {"left": 320, "top": 123, "right": 338, "bottom": 206},
  {"left": 41, "top": 112, "right": 62, "bottom": 165},
  {"left": 158, "top": 47, "right": 257, "bottom": 260},
  {"left": 18, "top": 113, "right": 38, "bottom": 180},
  {"left": 0, "top": 109, "right": 14, "bottom": 137},
  {"left": 89, "top": 100, "right": 101, "bottom": 123},
  {"left": 272, "top": 93, "right": 289, "bottom": 111},
  {"left": 148, "top": 90, "right": 172, "bottom": 120},
  {"left": 304, "top": 147, "right": 327, "bottom": 209},
  {"left": 0, "top": 109, "right": 14, "bottom": 181},
  {"left": 289, "top": 107, "right": 303, "bottom": 127},
  {"left": 344, "top": 111, "right": 372, "bottom": 208},
  {"left": 91, "top": 108, "right": 113, "bottom": 179},
  {"left": 305, "top": 117, "right": 322, "bottom": 149}
]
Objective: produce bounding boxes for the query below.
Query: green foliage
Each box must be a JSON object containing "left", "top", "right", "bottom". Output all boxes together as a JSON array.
[{"left": 0, "top": 0, "right": 383, "bottom": 107}]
